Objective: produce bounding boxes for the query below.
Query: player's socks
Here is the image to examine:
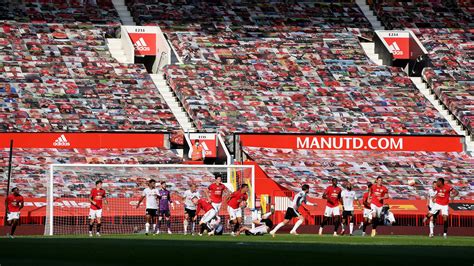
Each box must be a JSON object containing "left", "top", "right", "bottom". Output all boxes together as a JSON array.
[
  {"left": 349, "top": 223, "right": 354, "bottom": 235},
  {"left": 89, "top": 224, "right": 93, "bottom": 233},
  {"left": 371, "top": 229, "right": 376, "bottom": 237},
  {"left": 359, "top": 222, "right": 363, "bottom": 229},
  {"left": 334, "top": 217, "right": 340, "bottom": 233},
  {"left": 167, "top": 220, "right": 171, "bottom": 230},
  {"left": 429, "top": 221, "right": 434, "bottom": 236},
  {"left": 145, "top": 222, "right": 150, "bottom": 234},
  {"left": 153, "top": 224, "right": 156, "bottom": 232},
  {"left": 318, "top": 227, "right": 323, "bottom": 235},
  {"left": 443, "top": 233, "right": 447, "bottom": 239},
  {"left": 233, "top": 222, "right": 240, "bottom": 233},
  {"left": 183, "top": 220, "right": 188, "bottom": 234},
  {"left": 191, "top": 223, "right": 195, "bottom": 234},
  {"left": 340, "top": 223, "right": 345, "bottom": 235},
  {"left": 11, "top": 224, "right": 17, "bottom": 236},
  {"left": 271, "top": 222, "right": 285, "bottom": 234},
  {"left": 443, "top": 220, "right": 448, "bottom": 235},
  {"left": 96, "top": 223, "right": 101, "bottom": 233},
  {"left": 200, "top": 224, "right": 207, "bottom": 234},
  {"left": 291, "top": 219, "right": 303, "bottom": 233}
]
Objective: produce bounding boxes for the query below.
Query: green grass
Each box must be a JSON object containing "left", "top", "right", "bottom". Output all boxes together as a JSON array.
[{"left": 0, "top": 234, "right": 473, "bottom": 266}]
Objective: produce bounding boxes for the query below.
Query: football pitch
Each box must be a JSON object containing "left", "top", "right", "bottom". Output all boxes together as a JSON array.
[{"left": 0, "top": 234, "right": 473, "bottom": 266}]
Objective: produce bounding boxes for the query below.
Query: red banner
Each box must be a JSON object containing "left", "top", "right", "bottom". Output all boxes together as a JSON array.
[
  {"left": 1, "top": 197, "right": 472, "bottom": 217},
  {"left": 0, "top": 133, "right": 166, "bottom": 149},
  {"left": 239, "top": 134, "right": 463, "bottom": 152},
  {"left": 128, "top": 33, "right": 157, "bottom": 56}
]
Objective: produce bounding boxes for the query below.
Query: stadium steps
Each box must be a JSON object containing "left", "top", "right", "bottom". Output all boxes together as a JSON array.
[
  {"left": 410, "top": 77, "right": 474, "bottom": 152},
  {"left": 150, "top": 74, "right": 196, "bottom": 132},
  {"left": 360, "top": 42, "right": 383, "bottom": 65},
  {"left": 106, "top": 38, "right": 132, "bottom": 64},
  {"left": 355, "top": 0, "right": 384, "bottom": 30},
  {"left": 112, "top": 0, "right": 136, "bottom": 26}
]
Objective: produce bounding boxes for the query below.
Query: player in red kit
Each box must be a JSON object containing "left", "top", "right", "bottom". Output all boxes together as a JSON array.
[
  {"left": 5, "top": 187, "right": 24, "bottom": 238},
  {"left": 192, "top": 197, "right": 217, "bottom": 236},
  {"left": 359, "top": 183, "right": 373, "bottom": 236},
  {"left": 207, "top": 175, "right": 228, "bottom": 212},
  {"left": 89, "top": 180, "right": 108, "bottom": 237},
  {"left": 319, "top": 178, "right": 342, "bottom": 236},
  {"left": 226, "top": 184, "right": 249, "bottom": 236},
  {"left": 423, "top": 178, "right": 458, "bottom": 238},
  {"left": 369, "top": 177, "right": 389, "bottom": 237}
]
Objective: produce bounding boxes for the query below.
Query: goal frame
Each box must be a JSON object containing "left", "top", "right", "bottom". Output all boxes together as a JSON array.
[{"left": 47, "top": 164, "right": 255, "bottom": 236}]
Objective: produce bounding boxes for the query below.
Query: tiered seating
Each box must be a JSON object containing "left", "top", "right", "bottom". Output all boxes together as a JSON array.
[
  {"left": 372, "top": 1, "right": 473, "bottom": 134},
  {"left": 373, "top": 1, "right": 472, "bottom": 30},
  {"left": 0, "top": 0, "right": 121, "bottom": 25},
  {"left": 0, "top": 22, "right": 180, "bottom": 131},
  {"left": 128, "top": 0, "right": 374, "bottom": 40},
  {"left": 0, "top": 148, "right": 183, "bottom": 197},
  {"left": 244, "top": 146, "right": 474, "bottom": 200},
  {"left": 138, "top": 0, "right": 454, "bottom": 135},
  {"left": 164, "top": 34, "right": 453, "bottom": 134}
]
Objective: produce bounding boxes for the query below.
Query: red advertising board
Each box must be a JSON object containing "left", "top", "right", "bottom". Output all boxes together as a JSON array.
[
  {"left": 128, "top": 33, "right": 157, "bottom": 56},
  {"left": 384, "top": 37, "right": 410, "bottom": 59},
  {"left": 239, "top": 134, "right": 463, "bottom": 152},
  {"left": 0, "top": 133, "right": 166, "bottom": 149},
  {"left": 1, "top": 197, "right": 472, "bottom": 217}
]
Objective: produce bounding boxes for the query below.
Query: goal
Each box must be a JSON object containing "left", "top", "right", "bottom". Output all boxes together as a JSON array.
[{"left": 45, "top": 164, "right": 255, "bottom": 235}]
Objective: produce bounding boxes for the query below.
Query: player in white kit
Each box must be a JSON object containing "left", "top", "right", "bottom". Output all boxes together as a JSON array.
[
  {"left": 269, "top": 184, "right": 315, "bottom": 236},
  {"left": 136, "top": 179, "right": 159, "bottom": 235},
  {"left": 182, "top": 184, "right": 201, "bottom": 235},
  {"left": 340, "top": 182, "right": 361, "bottom": 236},
  {"left": 237, "top": 211, "right": 274, "bottom": 236},
  {"left": 427, "top": 181, "right": 438, "bottom": 237}
]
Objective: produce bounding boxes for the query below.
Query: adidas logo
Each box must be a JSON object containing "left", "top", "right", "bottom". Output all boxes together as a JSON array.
[
  {"left": 134, "top": 37, "right": 151, "bottom": 52},
  {"left": 53, "top": 134, "right": 71, "bottom": 147},
  {"left": 388, "top": 41, "right": 403, "bottom": 55}
]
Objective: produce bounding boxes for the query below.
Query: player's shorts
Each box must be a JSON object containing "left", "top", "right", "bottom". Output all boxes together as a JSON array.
[
  {"left": 7, "top": 212, "right": 20, "bottom": 221},
  {"left": 211, "top": 202, "right": 222, "bottom": 212},
  {"left": 430, "top": 203, "right": 449, "bottom": 216},
  {"left": 370, "top": 204, "right": 383, "bottom": 218},
  {"left": 227, "top": 206, "right": 242, "bottom": 220},
  {"left": 184, "top": 208, "right": 196, "bottom": 218},
  {"left": 200, "top": 209, "right": 217, "bottom": 224},
  {"left": 146, "top": 209, "right": 158, "bottom": 217},
  {"left": 324, "top": 206, "right": 340, "bottom": 217},
  {"left": 89, "top": 209, "right": 102, "bottom": 219},
  {"left": 342, "top": 210, "right": 354, "bottom": 219},
  {"left": 363, "top": 208, "right": 373, "bottom": 219},
  {"left": 159, "top": 210, "right": 171, "bottom": 218},
  {"left": 284, "top": 207, "right": 300, "bottom": 220},
  {"left": 428, "top": 205, "right": 440, "bottom": 217}
]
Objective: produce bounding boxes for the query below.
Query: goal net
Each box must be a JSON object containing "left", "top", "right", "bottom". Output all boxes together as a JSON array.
[{"left": 45, "top": 164, "right": 255, "bottom": 236}]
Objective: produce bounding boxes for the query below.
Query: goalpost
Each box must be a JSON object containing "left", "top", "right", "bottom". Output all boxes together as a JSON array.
[{"left": 45, "top": 164, "right": 255, "bottom": 236}]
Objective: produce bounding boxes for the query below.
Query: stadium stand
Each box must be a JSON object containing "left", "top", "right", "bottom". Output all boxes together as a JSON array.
[
  {"left": 0, "top": 22, "right": 180, "bottom": 131},
  {"left": 0, "top": 0, "right": 473, "bottom": 235},
  {"left": 244, "top": 146, "right": 474, "bottom": 200},
  {"left": 372, "top": 1, "right": 473, "bottom": 134},
  {"left": 0, "top": 0, "right": 121, "bottom": 25}
]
